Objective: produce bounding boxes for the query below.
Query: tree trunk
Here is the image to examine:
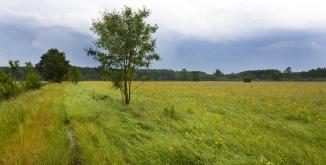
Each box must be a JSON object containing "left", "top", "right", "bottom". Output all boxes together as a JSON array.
[
  {"left": 128, "top": 80, "right": 131, "bottom": 104},
  {"left": 123, "top": 80, "right": 130, "bottom": 104}
]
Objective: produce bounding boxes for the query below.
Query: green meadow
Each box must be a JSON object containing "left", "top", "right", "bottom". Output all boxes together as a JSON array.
[{"left": 0, "top": 81, "right": 326, "bottom": 164}]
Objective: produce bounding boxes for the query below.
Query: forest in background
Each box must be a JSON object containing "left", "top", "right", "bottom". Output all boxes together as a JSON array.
[{"left": 0, "top": 66, "right": 325, "bottom": 81}]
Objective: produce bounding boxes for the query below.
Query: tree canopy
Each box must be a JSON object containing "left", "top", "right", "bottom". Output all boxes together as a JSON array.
[
  {"left": 87, "top": 6, "right": 160, "bottom": 104},
  {"left": 36, "top": 48, "right": 70, "bottom": 83}
]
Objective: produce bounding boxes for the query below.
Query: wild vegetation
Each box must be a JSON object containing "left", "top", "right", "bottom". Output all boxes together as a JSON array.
[
  {"left": 0, "top": 81, "right": 325, "bottom": 164},
  {"left": 1, "top": 5, "right": 326, "bottom": 165},
  {"left": 0, "top": 60, "right": 42, "bottom": 100}
]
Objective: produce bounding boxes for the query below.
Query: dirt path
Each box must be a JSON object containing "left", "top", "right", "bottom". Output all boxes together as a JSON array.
[{"left": 66, "top": 124, "right": 81, "bottom": 165}]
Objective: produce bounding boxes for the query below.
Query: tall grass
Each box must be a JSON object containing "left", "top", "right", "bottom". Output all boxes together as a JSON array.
[
  {"left": 0, "top": 81, "right": 325, "bottom": 164},
  {"left": 68, "top": 81, "right": 326, "bottom": 164},
  {"left": 0, "top": 84, "right": 71, "bottom": 164}
]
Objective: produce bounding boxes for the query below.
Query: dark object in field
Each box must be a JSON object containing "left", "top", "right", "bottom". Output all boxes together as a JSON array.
[
  {"left": 163, "top": 105, "right": 179, "bottom": 120},
  {"left": 64, "top": 118, "right": 70, "bottom": 125},
  {"left": 91, "top": 91, "right": 110, "bottom": 100},
  {"left": 243, "top": 77, "right": 252, "bottom": 83}
]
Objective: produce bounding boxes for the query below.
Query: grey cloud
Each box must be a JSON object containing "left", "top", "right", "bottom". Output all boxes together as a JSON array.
[
  {"left": 153, "top": 30, "right": 326, "bottom": 73},
  {"left": 0, "top": 23, "right": 98, "bottom": 66},
  {"left": 0, "top": 21, "right": 325, "bottom": 73}
]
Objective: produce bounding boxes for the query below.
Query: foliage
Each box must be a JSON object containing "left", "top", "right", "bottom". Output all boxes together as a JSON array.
[
  {"left": 177, "top": 69, "right": 191, "bottom": 81},
  {"left": 24, "top": 62, "right": 42, "bottom": 90},
  {"left": 0, "top": 70, "right": 21, "bottom": 99},
  {"left": 214, "top": 69, "right": 224, "bottom": 76},
  {"left": 91, "top": 67, "right": 326, "bottom": 81},
  {"left": 68, "top": 66, "right": 81, "bottom": 84},
  {"left": 8, "top": 60, "right": 20, "bottom": 80},
  {"left": 239, "top": 69, "right": 282, "bottom": 80},
  {"left": 271, "top": 72, "right": 282, "bottom": 81},
  {"left": 307, "top": 67, "right": 326, "bottom": 78},
  {"left": 36, "top": 48, "right": 70, "bottom": 83},
  {"left": 78, "top": 67, "right": 103, "bottom": 80},
  {"left": 87, "top": 6, "right": 160, "bottom": 104},
  {"left": 243, "top": 77, "right": 252, "bottom": 82},
  {"left": 1, "top": 66, "right": 326, "bottom": 81},
  {"left": 24, "top": 73, "right": 42, "bottom": 90},
  {"left": 191, "top": 71, "right": 201, "bottom": 81},
  {"left": 284, "top": 66, "right": 292, "bottom": 74},
  {"left": 0, "top": 61, "right": 42, "bottom": 100}
]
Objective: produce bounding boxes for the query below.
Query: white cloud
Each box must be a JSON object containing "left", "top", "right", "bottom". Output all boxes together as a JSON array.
[{"left": 0, "top": 0, "right": 326, "bottom": 41}]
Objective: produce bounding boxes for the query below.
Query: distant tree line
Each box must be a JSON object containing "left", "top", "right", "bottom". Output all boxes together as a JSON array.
[
  {"left": 137, "top": 67, "right": 326, "bottom": 81},
  {"left": 2, "top": 66, "right": 325, "bottom": 81}
]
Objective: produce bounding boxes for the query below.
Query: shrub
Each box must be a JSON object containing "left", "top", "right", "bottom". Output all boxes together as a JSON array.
[
  {"left": 0, "top": 71, "right": 21, "bottom": 99},
  {"left": 24, "top": 73, "right": 42, "bottom": 90},
  {"left": 243, "top": 77, "right": 252, "bottom": 83},
  {"left": 24, "top": 62, "right": 42, "bottom": 90},
  {"left": 68, "top": 66, "right": 81, "bottom": 84}
]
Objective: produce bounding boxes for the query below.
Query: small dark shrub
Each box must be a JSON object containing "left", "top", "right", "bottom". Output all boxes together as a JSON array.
[
  {"left": 163, "top": 105, "right": 179, "bottom": 120},
  {"left": 243, "top": 77, "right": 252, "bottom": 83}
]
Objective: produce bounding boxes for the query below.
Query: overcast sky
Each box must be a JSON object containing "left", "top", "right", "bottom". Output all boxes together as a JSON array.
[{"left": 0, "top": 0, "right": 325, "bottom": 73}]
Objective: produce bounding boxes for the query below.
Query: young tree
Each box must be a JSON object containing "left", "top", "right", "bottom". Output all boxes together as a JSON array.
[
  {"left": 284, "top": 67, "right": 292, "bottom": 74},
  {"left": 68, "top": 66, "right": 81, "bottom": 84},
  {"left": 36, "top": 48, "right": 70, "bottom": 83},
  {"left": 8, "top": 60, "right": 20, "bottom": 80},
  {"left": 214, "top": 69, "right": 223, "bottom": 76},
  {"left": 87, "top": 6, "right": 160, "bottom": 104}
]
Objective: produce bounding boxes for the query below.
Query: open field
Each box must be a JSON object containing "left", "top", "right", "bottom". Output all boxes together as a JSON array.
[{"left": 0, "top": 81, "right": 326, "bottom": 164}]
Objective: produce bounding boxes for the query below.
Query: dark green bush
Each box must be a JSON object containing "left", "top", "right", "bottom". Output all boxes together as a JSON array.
[
  {"left": 0, "top": 71, "right": 21, "bottom": 99},
  {"left": 243, "top": 77, "right": 252, "bottom": 83},
  {"left": 24, "top": 73, "right": 42, "bottom": 90},
  {"left": 68, "top": 66, "right": 81, "bottom": 84},
  {"left": 24, "top": 62, "right": 42, "bottom": 90}
]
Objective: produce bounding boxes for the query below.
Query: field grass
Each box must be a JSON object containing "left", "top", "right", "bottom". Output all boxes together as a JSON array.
[{"left": 1, "top": 81, "right": 326, "bottom": 164}]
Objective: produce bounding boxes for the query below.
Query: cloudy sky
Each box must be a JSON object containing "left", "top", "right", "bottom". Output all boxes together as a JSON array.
[{"left": 0, "top": 0, "right": 325, "bottom": 73}]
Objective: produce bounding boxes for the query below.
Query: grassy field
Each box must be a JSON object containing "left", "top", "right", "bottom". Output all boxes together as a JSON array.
[{"left": 0, "top": 81, "right": 326, "bottom": 164}]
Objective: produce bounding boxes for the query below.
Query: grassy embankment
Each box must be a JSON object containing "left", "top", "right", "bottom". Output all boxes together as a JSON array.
[{"left": 1, "top": 81, "right": 326, "bottom": 164}]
